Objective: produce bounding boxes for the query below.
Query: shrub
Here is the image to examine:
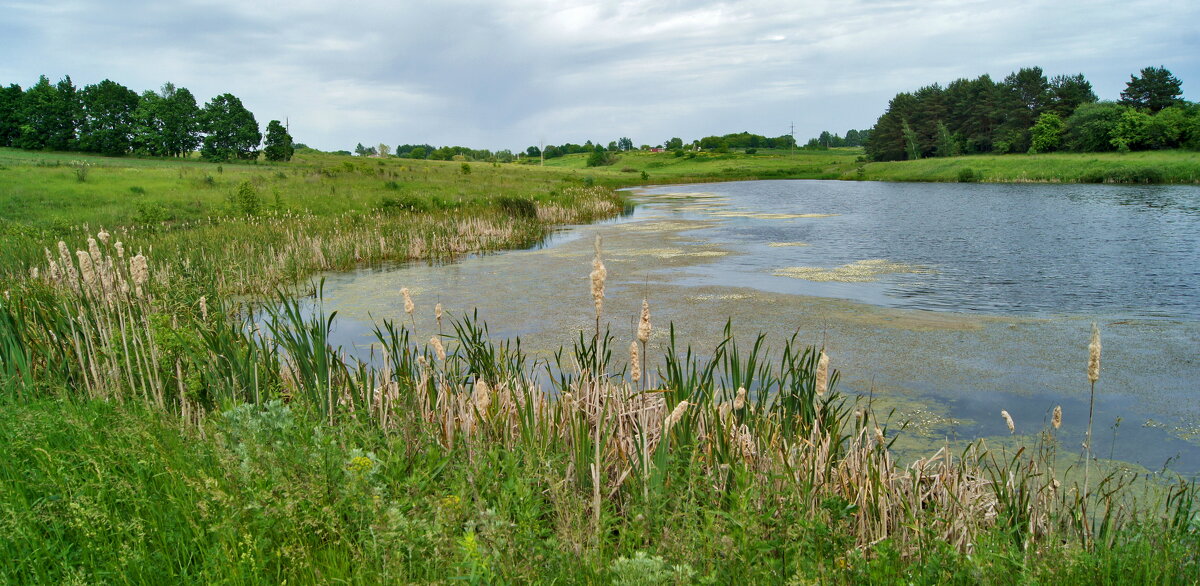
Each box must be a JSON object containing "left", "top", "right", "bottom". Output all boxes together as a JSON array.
[
  {"left": 228, "top": 181, "right": 261, "bottom": 216},
  {"left": 745, "top": 148, "right": 757, "bottom": 154},
  {"left": 620, "top": 167, "right": 638, "bottom": 173},
  {"left": 129, "top": 186, "right": 146, "bottom": 195},
  {"left": 957, "top": 168, "right": 981, "bottom": 183},
  {"left": 460, "top": 162, "right": 471, "bottom": 175},
  {"left": 673, "top": 150, "right": 684, "bottom": 158},
  {"left": 377, "top": 194, "right": 429, "bottom": 214},
  {"left": 495, "top": 196, "right": 537, "bottom": 218},
  {"left": 384, "top": 180, "right": 400, "bottom": 190}
]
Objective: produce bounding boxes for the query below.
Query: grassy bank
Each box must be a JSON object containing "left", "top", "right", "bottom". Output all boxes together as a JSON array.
[
  {"left": 1, "top": 147, "right": 1198, "bottom": 582},
  {"left": 528, "top": 147, "right": 1200, "bottom": 186}
]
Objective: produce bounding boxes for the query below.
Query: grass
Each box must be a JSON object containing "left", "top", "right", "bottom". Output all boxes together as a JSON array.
[{"left": 1, "top": 147, "right": 1198, "bottom": 583}]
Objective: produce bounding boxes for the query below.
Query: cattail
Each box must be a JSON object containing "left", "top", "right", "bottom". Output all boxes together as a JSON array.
[
  {"left": 1088, "top": 323, "right": 1101, "bottom": 384},
  {"left": 815, "top": 351, "right": 829, "bottom": 396},
  {"left": 473, "top": 379, "right": 491, "bottom": 414},
  {"left": 97, "top": 229, "right": 110, "bottom": 245},
  {"left": 30, "top": 267, "right": 38, "bottom": 280},
  {"left": 733, "top": 387, "right": 747, "bottom": 410},
  {"left": 87, "top": 238, "right": 102, "bottom": 265},
  {"left": 590, "top": 236, "right": 606, "bottom": 322},
  {"left": 114, "top": 241, "right": 124, "bottom": 258},
  {"left": 435, "top": 302, "right": 444, "bottom": 326},
  {"left": 637, "top": 298, "right": 651, "bottom": 343},
  {"left": 629, "top": 341, "right": 640, "bottom": 383},
  {"left": 130, "top": 253, "right": 148, "bottom": 286},
  {"left": 1052, "top": 405, "right": 1062, "bottom": 429},
  {"left": 664, "top": 400, "right": 689, "bottom": 431},
  {"left": 76, "top": 250, "right": 96, "bottom": 288},
  {"left": 416, "top": 355, "right": 429, "bottom": 370},
  {"left": 874, "top": 426, "right": 885, "bottom": 445},
  {"left": 1001, "top": 410, "right": 1015, "bottom": 434},
  {"left": 402, "top": 287, "right": 415, "bottom": 316},
  {"left": 199, "top": 296, "right": 208, "bottom": 321},
  {"left": 430, "top": 335, "right": 446, "bottom": 361}
]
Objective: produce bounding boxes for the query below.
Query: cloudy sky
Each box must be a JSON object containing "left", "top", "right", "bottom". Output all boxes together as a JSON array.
[{"left": 2, "top": 0, "right": 1197, "bottom": 152}]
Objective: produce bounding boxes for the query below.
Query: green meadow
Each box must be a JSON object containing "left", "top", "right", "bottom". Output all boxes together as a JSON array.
[{"left": 1, "top": 147, "right": 1198, "bottom": 583}]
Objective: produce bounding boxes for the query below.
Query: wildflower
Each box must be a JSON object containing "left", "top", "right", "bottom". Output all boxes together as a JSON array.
[{"left": 347, "top": 455, "right": 374, "bottom": 473}]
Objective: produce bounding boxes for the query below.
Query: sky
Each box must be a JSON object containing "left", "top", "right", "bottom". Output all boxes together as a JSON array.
[{"left": 2, "top": 0, "right": 1197, "bottom": 153}]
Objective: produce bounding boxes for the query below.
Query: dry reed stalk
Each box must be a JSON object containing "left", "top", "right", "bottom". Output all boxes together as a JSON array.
[
  {"left": 1084, "top": 323, "right": 1101, "bottom": 522},
  {"left": 1001, "top": 410, "right": 1015, "bottom": 434}
]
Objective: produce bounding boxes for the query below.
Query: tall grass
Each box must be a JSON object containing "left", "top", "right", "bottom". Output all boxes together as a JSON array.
[{"left": 2, "top": 233, "right": 1196, "bottom": 582}]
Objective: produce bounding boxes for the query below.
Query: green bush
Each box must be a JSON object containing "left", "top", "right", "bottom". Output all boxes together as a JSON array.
[
  {"left": 495, "top": 195, "right": 537, "bottom": 218},
  {"left": 957, "top": 168, "right": 982, "bottom": 182},
  {"left": 745, "top": 148, "right": 758, "bottom": 154},
  {"left": 377, "top": 194, "right": 429, "bottom": 214}
]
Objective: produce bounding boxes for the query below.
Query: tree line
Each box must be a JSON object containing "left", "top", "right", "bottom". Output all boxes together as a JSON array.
[
  {"left": 863, "top": 66, "right": 1197, "bottom": 161},
  {"left": 0, "top": 74, "right": 295, "bottom": 162}
]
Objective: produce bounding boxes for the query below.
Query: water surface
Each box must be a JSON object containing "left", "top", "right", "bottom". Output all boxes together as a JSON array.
[{"left": 294, "top": 180, "right": 1200, "bottom": 475}]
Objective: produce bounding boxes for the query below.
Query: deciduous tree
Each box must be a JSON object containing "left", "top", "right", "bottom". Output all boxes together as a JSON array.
[
  {"left": 263, "top": 120, "right": 294, "bottom": 162},
  {"left": 201, "top": 93, "right": 260, "bottom": 162}
]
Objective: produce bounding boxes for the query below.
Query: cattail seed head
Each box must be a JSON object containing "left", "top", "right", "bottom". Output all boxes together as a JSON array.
[
  {"left": 200, "top": 296, "right": 208, "bottom": 321},
  {"left": 97, "top": 229, "right": 110, "bottom": 245},
  {"left": 402, "top": 287, "right": 414, "bottom": 316},
  {"left": 1088, "top": 323, "right": 1101, "bottom": 384},
  {"left": 76, "top": 250, "right": 96, "bottom": 288},
  {"left": 664, "top": 400, "right": 689, "bottom": 430},
  {"left": 30, "top": 267, "right": 39, "bottom": 280},
  {"left": 130, "top": 253, "right": 149, "bottom": 287},
  {"left": 629, "top": 341, "right": 640, "bottom": 383},
  {"left": 733, "top": 387, "right": 747, "bottom": 410},
  {"left": 115, "top": 241, "right": 124, "bottom": 258},
  {"left": 473, "top": 379, "right": 491, "bottom": 413},
  {"left": 815, "top": 351, "right": 829, "bottom": 396},
  {"left": 1001, "top": 410, "right": 1015, "bottom": 434},
  {"left": 637, "top": 298, "right": 651, "bottom": 343},
  {"left": 1052, "top": 405, "right": 1062, "bottom": 429},
  {"left": 430, "top": 335, "right": 446, "bottom": 362},
  {"left": 87, "top": 238, "right": 102, "bottom": 265},
  {"left": 435, "top": 302, "right": 443, "bottom": 325},
  {"left": 874, "top": 426, "right": 885, "bottom": 445}
]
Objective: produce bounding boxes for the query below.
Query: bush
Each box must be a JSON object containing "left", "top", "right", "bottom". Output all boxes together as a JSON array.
[
  {"left": 745, "top": 148, "right": 757, "bottom": 154},
  {"left": 384, "top": 180, "right": 400, "bottom": 190},
  {"left": 956, "top": 168, "right": 981, "bottom": 183},
  {"left": 377, "top": 194, "right": 429, "bottom": 214},
  {"left": 129, "top": 186, "right": 146, "bottom": 195},
  {"left": 495, "top": 196, "right": 537, "bottom": 218},
  {"left": 673, "top": 150, "right": 684, "bottom": 158},
  {"left": 228, "top": 181, "right": 261, "bottom": 216}
]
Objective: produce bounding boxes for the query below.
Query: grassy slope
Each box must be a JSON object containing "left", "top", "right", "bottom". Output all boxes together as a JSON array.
[{"left": 528, "top": 147, "right": 1200, "bottom": 186}]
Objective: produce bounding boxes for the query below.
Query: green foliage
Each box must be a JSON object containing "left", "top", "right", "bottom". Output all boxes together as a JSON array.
[
  {"left": 460, "top": 162, "right": 471, "bottom": 175},
  {"left": 263, "top": 120, "right": 294, "bottom": 162},
  {"left": 586, "top": 149, "right": 614, "bottom": 167},
  {"left": 1065, "top": 102, "right": 1125, "bottom": 152},
  {"left": 495, "top": 195, "right": 536, "bottom": 218},
  {"left": 78, "top": 79, "right": 140, "bottom": 156},
  {"left": 377, "top": 194, "right": 430, "bottom": 214},
  {"left": 1121, "top": 66, "right": 1184, "bottom": 113},
  {"left": 201, "top": 93, "right": 261, "bottom": 162},
  {"left": 957, "top": 167, "right": 982, "bottom": 182},
  {"left": 228, "top": 180, "right": 262, "bottom": 216},
  {"left": 902, "top": 119, "right": 921, "bottom": 160},
  {"left": 1029, "top": 112, "right": 1066, "bottom": 153}
]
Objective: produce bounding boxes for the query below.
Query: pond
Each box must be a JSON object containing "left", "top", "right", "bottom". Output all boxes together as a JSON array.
[{"left": 291, "top": 180, "right": 1200, "bottom": 476}]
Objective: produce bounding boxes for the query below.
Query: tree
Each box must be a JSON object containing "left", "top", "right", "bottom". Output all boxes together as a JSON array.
[
  {"left": 665, "top": 137, "right": 683, "bottom": 150},
  {"left": 0, "top": 83, "right": 23, "bottom": 147},
  {"left": 78, "top": 79, "right": 139, "bottom": 156},
  {"left": 1064, "top": 102, "right": 1124, "bottom": 152},
  {"left": 902, "top": 119, "right": 921, "bottom": 160},
  {"left": 160, "top": 84, "right": 201, "bottom": 157},
  {"left": 263, "top": 120, "right": 294, "bottom": 161},
  {"left": 1120, "top": 66, "right": 1183, "bottom": 113},
  {"left": 201, "top": 93, "right": 260, "bottom": 162},
  {"left": 1110, "top": 107, "right": 1152, "bottom": 152},
  {"left": 377, "top": 143, "right": 390, "bottom": 157},
  {"left": 48, "top": 76, "right": 81, "bottom": 151},
  {"left": 132, "top": 90, "right": 166, "bottom": 155},
  {"left": 935, "top": 121, "right": 959, "bottom": 157},
  {"left": 617, "top": 137, "right": 634, "bottom": 151},
  {"left": 1048, "top": 74, "right": 1097, "bottom": 118},
  {"left": 1028, "top": 112, "right": 1065, "bottom": 153},
  {"left": 409, "top": 146, "right": 427, "bottom": 159},
  {"left": 17, "top": 75, "right": 56, "bottom": 150}
]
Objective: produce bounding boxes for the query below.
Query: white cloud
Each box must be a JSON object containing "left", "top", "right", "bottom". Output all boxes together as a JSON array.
[{"left": 0, "top": 0, "right": 1196, "bottom": 151}]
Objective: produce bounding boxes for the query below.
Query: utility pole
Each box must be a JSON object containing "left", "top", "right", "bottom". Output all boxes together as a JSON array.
[{"left": 789, "top": 122, "right": 795, "bottom": 155}]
